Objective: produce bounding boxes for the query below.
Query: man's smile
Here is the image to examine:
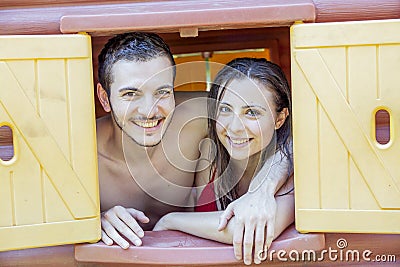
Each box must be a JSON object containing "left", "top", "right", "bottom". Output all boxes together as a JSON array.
[{"left": 132, "top": 118, "right": 163, "bottom": 130}]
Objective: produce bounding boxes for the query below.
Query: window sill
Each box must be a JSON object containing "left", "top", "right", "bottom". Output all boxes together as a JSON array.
[{"left": 74, "top": 224, "right": 325, "bottom": 265}]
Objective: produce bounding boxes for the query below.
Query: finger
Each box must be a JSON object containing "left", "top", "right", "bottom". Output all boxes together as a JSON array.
[
  {"left": 218, "top": 205, "right": 234, "bottom": 231},
  {"left": 127, "top": 208, "right": 150, "bottom": 224},
  {"left": 116, "top": 209, "right": 146, "bottom": 239},
  {"left": 101, "top": 229, "right": 113, "bottom": 246},
  {"left": 265, "top": 222, "right": 275, "bottom": 253},
  {"left": 101, "top": 217, "right": 130, "bottom": 249},
  {"left": 254, "top": 223, "right": 265, "bottom": 264},
  {"left": 232, "top": 221, "right": 244, "bottom": 261},
  {"left": 242, "top": 222, "right": 255, "bottom": 266},
  {"left": 105, "top": 211, "right": 142, "bottom": 246}
]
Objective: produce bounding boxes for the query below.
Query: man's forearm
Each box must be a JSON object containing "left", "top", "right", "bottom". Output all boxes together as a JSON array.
[{"left": 249, "top": 149, "right": 292, "bottom": 195}]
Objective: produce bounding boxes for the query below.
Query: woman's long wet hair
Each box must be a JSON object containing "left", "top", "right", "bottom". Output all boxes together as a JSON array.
[{"left": 208, "top": 58, "right": 293, "bottom": 209}]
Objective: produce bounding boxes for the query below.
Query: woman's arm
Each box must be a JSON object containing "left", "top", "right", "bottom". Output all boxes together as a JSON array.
[
  {"left": 153, "top": 211, "right": 234, "bottom": 244},
  {"left": 153, "top": 188, "right": 294, "bottom": 246}
]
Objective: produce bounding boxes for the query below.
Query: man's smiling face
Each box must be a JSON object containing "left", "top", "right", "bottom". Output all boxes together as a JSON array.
[{"left": 108, "top": 57, "right": 175, "bottom": 147}]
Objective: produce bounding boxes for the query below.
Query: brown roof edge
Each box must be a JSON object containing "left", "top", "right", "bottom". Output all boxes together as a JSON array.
[
  {"left": 313, "top": 0, "right": 400, "bottom": 23},
  {"left": 1, "top": 0, "right": 399, "bottom": 36},
  {"left": 60, "top": 0, "right": 315, "bottom": 36}
]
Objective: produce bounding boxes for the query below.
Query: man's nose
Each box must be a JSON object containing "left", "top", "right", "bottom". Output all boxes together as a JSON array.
[{"left": 137, "top": 95, "right": 158, "bottom": 118}]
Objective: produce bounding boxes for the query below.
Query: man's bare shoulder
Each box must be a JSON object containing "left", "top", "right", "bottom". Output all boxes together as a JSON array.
[
  {"left": 172, "top": 98, "right": 208, "bottom": 141},
  {"left": 174, "top": 92, "right": 208, "bottom": 117},
  {"left": 174, "top": 91, "right": 208, "bottom": 107}
]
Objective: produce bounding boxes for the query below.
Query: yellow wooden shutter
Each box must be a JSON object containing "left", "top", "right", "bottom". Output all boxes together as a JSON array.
[
  {"left": 0, "top": 34, "right": 100, "bottom": 251},
  {"left": 291, "top": 19, "right": 400, "bottom": 233}
]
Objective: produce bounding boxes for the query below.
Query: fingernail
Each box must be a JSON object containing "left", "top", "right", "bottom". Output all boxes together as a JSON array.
[
  {"left": 122, "top": 243, "right": 129, "bottom": 249},
  {"left": 138, "top": 231, "right": 144, "bottom": 238},
  {"left": 134, "top": 240, "right": 142, "bottom": 246}
]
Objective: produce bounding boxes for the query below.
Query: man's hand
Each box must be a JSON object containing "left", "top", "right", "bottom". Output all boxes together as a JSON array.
[
  {"left": 101, "top": 205, "right": 150, "bottom": 249},
  {"left": 218, "top": 148, "right": 292, "bottom": 265},
  {"left": 218, "top": 191, "right": 277, "bottom": 265}
]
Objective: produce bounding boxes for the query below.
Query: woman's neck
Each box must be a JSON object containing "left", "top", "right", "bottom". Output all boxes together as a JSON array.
[{"left": 231, "top": 152, "right": 262, "bottom": 195}]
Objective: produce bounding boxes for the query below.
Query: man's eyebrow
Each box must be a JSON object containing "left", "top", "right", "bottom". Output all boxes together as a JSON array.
[
  {"left": 243, "top": 104, "right": 268, "bottom": 112},
  {"left": 118, "top": 87, "right": 140, "bottom": 93},
  {"left": 156, "top": 84, "right": 174, "bottom": 90}
]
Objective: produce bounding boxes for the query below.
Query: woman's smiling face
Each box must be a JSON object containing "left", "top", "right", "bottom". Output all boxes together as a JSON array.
[{"left": 216, "top": 78, "right": 278, "bottom": 160}]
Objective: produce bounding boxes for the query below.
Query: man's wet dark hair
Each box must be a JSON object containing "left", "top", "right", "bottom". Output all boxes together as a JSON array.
[{"left": 98, "top": 32, "right": 176, "bottom": 95}]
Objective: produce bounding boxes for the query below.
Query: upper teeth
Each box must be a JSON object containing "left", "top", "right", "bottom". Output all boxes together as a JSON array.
[
  {"left": 134, "top": 120, "right": 159, "bottom": 128},
  {"left": 230, "top": 138, "right": 249, "bottom": 144}
]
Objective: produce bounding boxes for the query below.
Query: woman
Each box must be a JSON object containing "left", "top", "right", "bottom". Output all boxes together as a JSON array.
[{"left": 154, "top": 58, "right": 294, "bottom": 265}]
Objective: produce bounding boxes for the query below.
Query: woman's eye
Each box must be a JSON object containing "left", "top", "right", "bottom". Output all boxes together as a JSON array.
[
  {"left": 245, "top": 109, "right": 261, "bottom": 117},
  {"left": 219, "top": 106, "right": 231, "bottom": 113}
]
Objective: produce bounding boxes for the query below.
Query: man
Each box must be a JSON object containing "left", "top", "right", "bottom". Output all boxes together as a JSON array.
[{"left": 96, "top": 32, "right": 292, "bottom": 265}]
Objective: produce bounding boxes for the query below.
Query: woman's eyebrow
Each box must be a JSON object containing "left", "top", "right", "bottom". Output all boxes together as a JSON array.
[
  {"left": 219, "top": 102, "right": 232, "bottom": 107},
  {"left": 242, "top": 104, "right": 268, "bottom": 112}
]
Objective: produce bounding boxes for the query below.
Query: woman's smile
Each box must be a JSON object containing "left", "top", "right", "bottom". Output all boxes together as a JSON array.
[{"left": 227, "top": 136, "right": 253, "bottom": 147}]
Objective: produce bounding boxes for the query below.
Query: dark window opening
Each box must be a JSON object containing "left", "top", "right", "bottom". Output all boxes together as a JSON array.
[
  {"left": 375, "top": 109, "right": 390, "bottom": 145},
  {"left": 0, "top": 125, "right": 14, "bottom": 161}
]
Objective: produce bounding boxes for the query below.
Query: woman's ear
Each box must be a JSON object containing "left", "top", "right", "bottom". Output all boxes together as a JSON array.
[
  {"left": 97, "top": 83, "right": 111, "bottom": 113},
  {"left": 275, "top": 108, "right": 289, "bottom": 130}
]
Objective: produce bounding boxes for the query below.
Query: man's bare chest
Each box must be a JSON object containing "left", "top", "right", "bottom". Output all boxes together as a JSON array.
[{"left": 98, "top": 155, "right": 195, "bottom": 208}]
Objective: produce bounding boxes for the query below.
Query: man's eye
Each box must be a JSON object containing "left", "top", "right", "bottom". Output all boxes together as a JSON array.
[
  {"left": 245, "top": 109, "right": 261, "bottom": 117},
  {"left": 122, "top": 91, "right": 136, "bottom": 97},
  {"left": 156, "top": 89, "right": 172, "bottom": 97}
]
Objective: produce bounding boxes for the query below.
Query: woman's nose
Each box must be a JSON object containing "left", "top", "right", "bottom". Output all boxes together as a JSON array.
[{"left": 228, "top": 114, "right": 245, "bottom": 133}]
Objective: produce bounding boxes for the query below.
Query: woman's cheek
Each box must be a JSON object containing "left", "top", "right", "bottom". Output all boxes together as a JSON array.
[
  {"left": 215, "top": 123, "right": 226, "bottom": 142},
  {"left": 248, "top": 119, "right": 275, "bottom": 146}
]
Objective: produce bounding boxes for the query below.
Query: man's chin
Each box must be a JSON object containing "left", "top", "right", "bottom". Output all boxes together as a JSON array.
[
  {"left": 127, "top": 136, "right": 162, "bottom": 147},
  {"left": 140, "top": 140, "right": 162, "bottom": 147},
  {"left": 122, "top": 119, "right": 172, "bottom": 148}
]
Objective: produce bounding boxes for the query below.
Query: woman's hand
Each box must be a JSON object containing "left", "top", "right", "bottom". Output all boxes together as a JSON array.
[
  {"left": 101, "top": 205, "right": 150, "bottom": 249},
  {"left": 153, "top": 214, "right": 172, "bottom": 231}
]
